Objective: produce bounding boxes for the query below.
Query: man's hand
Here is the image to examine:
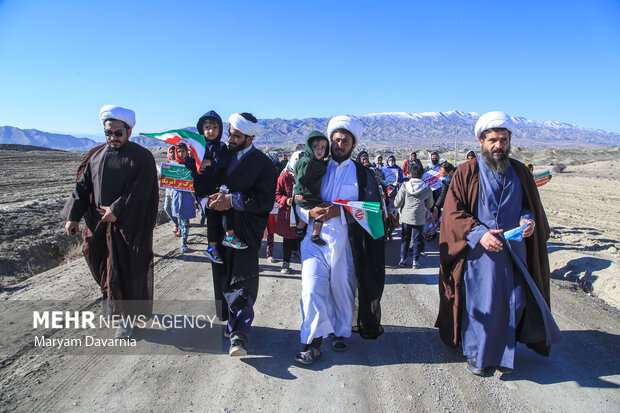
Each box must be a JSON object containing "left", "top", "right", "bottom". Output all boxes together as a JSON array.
[
  {"left": 480, "top": 229, "right": 504, "bottom": 252},
  {"left": 208, "top": 192, "right": 232, "bottom": 211},
  {"left": 286, "top": 197, "right": 293, "bottom": 206},
  {"left": 520, "top": 218, "right": 535, "bottom": 238},
  {"left": 200, "top": 159, "right": 212, "bottom": 168},
  {"left": 98, "top": 206, "right": 117, "bottom": 222},
  {"left": 295, "top": 194, "right": 304, "bottom": 201},
  {"left": 309, "top": 204, "right": 340, "bottom": 221},
  {"left": 432, "top": 207, "right": 439, "bottom": 222},
  {"left": 65, "top": 221, "right": 79, "bottom": 236}
]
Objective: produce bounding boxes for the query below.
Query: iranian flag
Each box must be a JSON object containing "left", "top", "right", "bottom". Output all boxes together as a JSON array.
[
  {"left": 331, "top": 199, "right": 385, "bottom": 239},
  {"left": 140, "top": 130, "right": 206, "bottom": 171},
  {"left": 534, "top": 170, "right": 552, "bottom": 187}
]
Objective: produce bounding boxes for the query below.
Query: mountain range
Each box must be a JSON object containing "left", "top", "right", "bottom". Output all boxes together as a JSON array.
[
  {"left": 0, "top": 126, "right": 97, "bottom": 151},
  {"left": 3, "top": 111, "right": 619, "bottom": 151}
]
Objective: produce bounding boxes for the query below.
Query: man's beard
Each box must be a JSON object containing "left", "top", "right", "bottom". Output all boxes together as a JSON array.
[
  {"left": 331, "top": 146, "right": 353, "bottom": 163},
  {"left": 482, "top": 145, "right": 511, "bottom": 173},
  {"left": 228, "top": 137, "right": 248, "bottom": 153}
]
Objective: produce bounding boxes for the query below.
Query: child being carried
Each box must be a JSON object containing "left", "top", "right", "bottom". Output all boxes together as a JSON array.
[{"left": 294, "top": 131, "right": 330, "bottom": 245}]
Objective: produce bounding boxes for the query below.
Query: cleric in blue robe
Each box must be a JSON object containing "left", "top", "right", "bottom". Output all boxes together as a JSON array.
[{"left": 435, "top": 111, "right": 561, "bottom": 376}]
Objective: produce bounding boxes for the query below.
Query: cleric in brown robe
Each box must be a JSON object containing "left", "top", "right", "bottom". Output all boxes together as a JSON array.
[
  {"left": 435, "top": 111, "right": 560, "bottom": 376},
  {"left": 62, "top": 105, "right": 158, "bottom": 338}
]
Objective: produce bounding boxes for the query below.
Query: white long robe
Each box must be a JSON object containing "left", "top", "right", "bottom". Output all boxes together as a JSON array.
[{"left": 297, "top": 158, "right": 359, "bottom": 344}]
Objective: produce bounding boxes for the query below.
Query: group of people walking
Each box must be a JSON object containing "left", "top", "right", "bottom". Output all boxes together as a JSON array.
[{"left": 63, "top": 106, "right": 560, "bottom": 376}]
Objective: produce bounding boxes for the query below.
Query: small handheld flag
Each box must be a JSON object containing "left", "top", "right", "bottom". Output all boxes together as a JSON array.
[
  {"left": 331, "top": 199, "right": 384, "bottom": 239},
  {"left": 534, "top": 170, "right": 552, "bottom": 187},
  {"left": 140, "top": 130, "right": 206, "bottom": 172}
]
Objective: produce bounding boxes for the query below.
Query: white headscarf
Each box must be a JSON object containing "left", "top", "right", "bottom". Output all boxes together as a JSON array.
[
  {"left": 284, "top": 150, "right": 303, "bottom": 174},
  {"left": 474, "top": 111, "right": 515, "bottom": 140},
  {"left": 229, "top": 113, "right": 262, "bottom": 137},
  {"left": 99, "top": 105, "right": 136, "bottom": 128},
  {"left": 327, "top": 115, "right": 363, "bottom": 143}
]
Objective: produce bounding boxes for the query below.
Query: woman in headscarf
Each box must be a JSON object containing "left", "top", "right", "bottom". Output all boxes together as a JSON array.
[{"left": 274, "top": 150, "right": 303, "bottom": 273}]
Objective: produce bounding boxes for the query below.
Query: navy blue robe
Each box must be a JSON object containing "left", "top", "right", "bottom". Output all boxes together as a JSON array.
[{"left": 461, "top": 155, "right": 561, "bottom": 369}]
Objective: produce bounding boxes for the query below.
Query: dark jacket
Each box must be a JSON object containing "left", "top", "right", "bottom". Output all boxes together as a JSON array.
[
  {"left": 187, "top": 110, "right": 231, "bottom": 198},
  {"left": 347, "top": 161, "right": 386, "bottom": 339},
  {"left": 433, "top": 177, "right": 451, "bottom": 210},
  {"left": 294, "top": 131, "right": 329, "bottom": 209}
]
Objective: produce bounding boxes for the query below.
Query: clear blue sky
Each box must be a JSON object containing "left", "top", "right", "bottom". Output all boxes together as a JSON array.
[{"left": 1, "top": 0, "right": 619, "bottom": 139}]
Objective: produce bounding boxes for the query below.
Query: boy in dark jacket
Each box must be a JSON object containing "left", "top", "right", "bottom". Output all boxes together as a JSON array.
[
  {"left": 186, "top": 110, "right": 235, "bottom": 264},
  {"left": 294, "top": 131, "right": 329, "bottom": 245}
]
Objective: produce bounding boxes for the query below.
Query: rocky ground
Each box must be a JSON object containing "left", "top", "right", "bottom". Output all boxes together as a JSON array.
[{"left": 0, "top": 146, "right": 618, "bottom": 412}]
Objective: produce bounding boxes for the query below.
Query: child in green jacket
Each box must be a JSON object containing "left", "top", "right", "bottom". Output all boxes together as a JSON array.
[{"left": 294, "top": 131, "right": 330, "bottom": 245}]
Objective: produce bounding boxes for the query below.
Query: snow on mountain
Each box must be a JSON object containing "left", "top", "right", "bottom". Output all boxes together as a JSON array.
[{"left": 3, "top": 111, "right": 619, "bottom": 151}]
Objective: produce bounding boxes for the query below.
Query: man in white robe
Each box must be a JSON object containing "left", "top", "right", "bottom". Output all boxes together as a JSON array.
[{"left": 295, "top": 115, "right": 385, "bottom": 365}]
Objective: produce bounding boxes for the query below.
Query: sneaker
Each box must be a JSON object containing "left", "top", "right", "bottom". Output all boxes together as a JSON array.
[
  {"left": 200, "top": 217, "right": 206, "bottom": 225},
  {"left": 224, "top": 328, "right": 231, "bottom": 339},
  {"left": 181, "top": 244, "right": 189, "bottom": 253},
  {"left": 412, "top": 260, "right": 420, "bottom": 269},
  {"left": 203, "top": 246, "right": 223, "bottom": 264},
  {"left": 115, "top": 320, "right": 133, "bottom": 339},
  {"left": 398, "top": 259, "right": 407, "bottom": 268},
  {"left": 267, "top": 256, "right": 277, "bottom": 263},
  {"left": 229, "top": 332, "right": 247, "bottom": 357},
  {"left": 295, "top": 227, "right": 307, "bottom": 238},
  {"left": 222, "top": 235, "right": 248, "bottom": 250},
  {"left": 466, "top": 358, "right": 487, "bottom": 376},
  {"left": 280, "top": 261, "right": 290, "bottom": 274}
]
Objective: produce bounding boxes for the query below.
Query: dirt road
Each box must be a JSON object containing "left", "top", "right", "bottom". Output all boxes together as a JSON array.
[
  {"left": 0, "top": 153, "right": 618, "bottom": 412},
  {"left": 0, "top": 221, "right": 618, "bottom": 412}
]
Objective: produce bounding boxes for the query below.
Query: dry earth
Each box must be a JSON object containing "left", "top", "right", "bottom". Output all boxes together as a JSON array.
[{"left": 0, "top": 146, "right": 618, "bottom": 412}]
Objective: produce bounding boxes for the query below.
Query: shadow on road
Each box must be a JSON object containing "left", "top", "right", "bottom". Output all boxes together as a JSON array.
[
  {"left": 239, "top": 324, "right": 462, "bottom": 380},
  {"left": 503, "top": 329, "right": 620, "bottom": 388}
]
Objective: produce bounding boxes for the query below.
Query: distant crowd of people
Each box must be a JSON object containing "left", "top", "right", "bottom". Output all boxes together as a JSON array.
[{"left": 63, "top": 106, "right": 559, "bottom": 376}]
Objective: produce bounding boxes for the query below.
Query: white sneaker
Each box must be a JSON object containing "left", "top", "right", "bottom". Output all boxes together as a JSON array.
[
  {"left": 412, "top": 260, "right": 420, "bottom": 269},
  {"left": 115, "top": 320, "right": 133, "bottom": 338},
  {"left": 280, "top": 262, "right": 290, "bottom": 274}
]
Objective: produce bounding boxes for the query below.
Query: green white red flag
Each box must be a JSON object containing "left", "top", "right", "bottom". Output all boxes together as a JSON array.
[
  {"left": 140, "top": 130, "right": 206, "bottom": 172},
  {"left": 331, "top": 199, "right": 385, "bottom": 239},
  {"left": 534, "top": 170, "right": 552, "bottom": 187}
]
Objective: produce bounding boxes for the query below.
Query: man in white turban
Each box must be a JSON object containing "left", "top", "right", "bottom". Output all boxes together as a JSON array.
[
  {"left": 436, "top": 110, "right": 561, "bottom": 376},
  {"left": 294, "top": 115, "right": 385, "bottom": 365},
  {"left": 208, "top": 112, "right": 276, "bottom": 356},
  {"left": 62, "top": 105, "right": 158, "bottom": 339}
]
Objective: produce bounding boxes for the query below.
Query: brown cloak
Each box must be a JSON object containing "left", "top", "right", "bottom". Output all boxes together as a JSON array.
[
  {"left": 434, "top": 157, "right": 552, "bottom": 356},
  {"left": 62, "top": 142, "right": 158, "bottom": 317}
]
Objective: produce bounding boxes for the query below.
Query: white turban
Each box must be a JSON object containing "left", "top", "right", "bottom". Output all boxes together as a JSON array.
[
  {"left": 474, "top": 111, "right": 515, "bottom": 140},
  {"left": 327, "top": 115, "right": 363, "bottom": 143},
  {"left": 228, "top": 113, "right": 262, "bottom": 137},
  {"left": 99, "top": 105, "right": 136, "bottom": 128}
]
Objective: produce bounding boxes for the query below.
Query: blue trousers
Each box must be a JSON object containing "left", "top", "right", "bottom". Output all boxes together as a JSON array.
[{"left": 401, "top": 223, "right": 424, "bottom": 261}]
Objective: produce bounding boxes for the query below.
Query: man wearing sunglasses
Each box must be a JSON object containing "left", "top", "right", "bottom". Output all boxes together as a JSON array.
[{"left": 62, "top": 105, "right": 159, "bottom": 339}]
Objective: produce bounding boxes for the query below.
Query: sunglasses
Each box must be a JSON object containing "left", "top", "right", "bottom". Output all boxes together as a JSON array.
[{"left": 104, "top": 129, "right": 125, "bottom": 138}]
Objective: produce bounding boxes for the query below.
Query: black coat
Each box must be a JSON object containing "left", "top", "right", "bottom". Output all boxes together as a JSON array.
[
  {"left": 347, "top": 161, "right": 386, "bottom": 339},
  {"left": 220, "top": 147, "right": 277, "bottom": 283},
  {"left": 185, "top": 140, "right": 231, "bottom": 198}
]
